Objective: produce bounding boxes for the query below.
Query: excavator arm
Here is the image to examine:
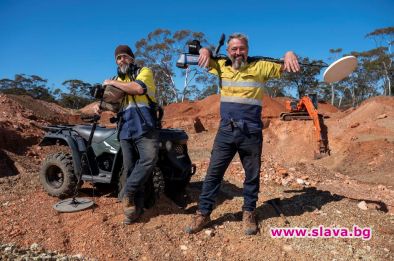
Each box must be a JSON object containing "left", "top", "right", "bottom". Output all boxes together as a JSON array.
[
  {"left": 298, "top": 97, "right": 329, "bottom": 158},
  {"left": 280, "top": 95, "right": 330, "bottom": 159}
]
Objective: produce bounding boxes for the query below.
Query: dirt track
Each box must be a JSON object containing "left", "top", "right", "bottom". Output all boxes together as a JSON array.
[{"left": 1, "top": 93, "right": 394, "bottom": 260}]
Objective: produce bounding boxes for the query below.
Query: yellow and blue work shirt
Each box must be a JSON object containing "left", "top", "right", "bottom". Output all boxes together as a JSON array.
[
  {"left": 118, "top": 67, "right": 157, "bottom": 139},
  {"left": 209, "top": 58, "right": 282, "bottom": 133}
]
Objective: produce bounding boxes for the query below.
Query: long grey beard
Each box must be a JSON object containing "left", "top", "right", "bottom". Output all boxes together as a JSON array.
[
  {"left": 232, "top": 57, "right": 246, "bottom": 70},
  {"left": 119, "top": 63, "right": 130, "bottom": 74}
]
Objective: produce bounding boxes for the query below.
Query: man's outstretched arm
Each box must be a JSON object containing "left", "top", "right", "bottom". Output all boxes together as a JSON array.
[{"left": 281, "top": 51, "right": 300, "bottom": 73}]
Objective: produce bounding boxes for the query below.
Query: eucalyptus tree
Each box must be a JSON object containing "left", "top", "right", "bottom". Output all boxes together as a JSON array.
[{"left": 134, "top": 28, "right": 216, "bottom": 104}]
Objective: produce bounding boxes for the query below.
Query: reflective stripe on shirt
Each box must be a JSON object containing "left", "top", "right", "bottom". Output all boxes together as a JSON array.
[
  {"left": 221, "top": 81, "right": 265, "bottom": 88},
  {"left": 123, "top": 102, "right": 150, "bottom": 111},
  {"left": 221, "top": 96, "right": 262, "bottom": 106}
]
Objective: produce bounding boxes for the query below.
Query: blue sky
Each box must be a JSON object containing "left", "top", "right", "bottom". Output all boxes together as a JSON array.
[{"left": 0, "top": 0, "right": 393, "bottom": 91}]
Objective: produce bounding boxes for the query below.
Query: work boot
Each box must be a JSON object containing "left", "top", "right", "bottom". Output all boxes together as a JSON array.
[
  {"left": 184, "top": 211, "right": 211, "bottom": 234},
  {"left": 122, "top": 195, "right": 143, "bottom": 224},
  {"left": 243, "top": 210, "right": 258, "bottom": 235}
]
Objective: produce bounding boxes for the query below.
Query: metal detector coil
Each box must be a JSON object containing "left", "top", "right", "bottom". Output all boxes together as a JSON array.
[
  {"left": 323, "top": 56, "right": 357, "bottom": 83},
  {"left": 53, "top": 197, "right": 95, "bottom": 213}
]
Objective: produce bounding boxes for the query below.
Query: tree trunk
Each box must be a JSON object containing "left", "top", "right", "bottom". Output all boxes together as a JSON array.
[
  {"left": 167, "top": 75, "right": 178, "bottom": 102},
  {"left": 331, "top": 84, "right": 335, "bottom": 105},
  {"left": 382, "top": 61, "right": 391, "bottom": 96},
  {"left": 181, "top": 67, "right": 189, "bottom": 102},
  {"left": 351, "top": 86, "right": 356, "bottom": 107},
  {"left": 161, "top": 63, "right": 179, "bottom": 102}
]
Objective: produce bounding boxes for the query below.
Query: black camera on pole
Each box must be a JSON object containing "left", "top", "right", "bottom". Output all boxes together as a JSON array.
[
  {"left": 176, "top": 34, "right": 225, "bottom": 69},
  {"left": 188, "top": 40, "right": 201, "bottom": 55},
  {"left": 176, "top": 40, "right": 202, "bottom": 69}
]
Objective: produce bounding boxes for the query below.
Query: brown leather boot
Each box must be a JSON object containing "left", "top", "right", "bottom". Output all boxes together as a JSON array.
[
  {"left": 184, "top": 211, "right": 211, "bottom": 234},
  {"left": 122, "top": 195, "right": 142, "bottom": 224},
  {"left": 243, "top": 210, "right": 258, "bottom": 235}
]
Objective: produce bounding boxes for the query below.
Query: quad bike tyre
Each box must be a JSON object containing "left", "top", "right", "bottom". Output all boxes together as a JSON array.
[
  {"left": 117, "top": 167, "right": 165, "bottom": 209},
  {"left": 144, "top": 167, "right": 165, "bottom": 208},
  {"left": 40, "top": 152, "right": 78, "bottom": 198},
  {"left": 164, "top": 176, "right": 191, "bottom": 208}
]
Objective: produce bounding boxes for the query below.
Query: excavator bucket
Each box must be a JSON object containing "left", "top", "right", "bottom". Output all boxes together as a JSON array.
[
  {"left": 314, "top": 115, "right": 330, "bottom": 159},
  {"left": 314, "top": 141, "right": 330, "bottom": 159}
]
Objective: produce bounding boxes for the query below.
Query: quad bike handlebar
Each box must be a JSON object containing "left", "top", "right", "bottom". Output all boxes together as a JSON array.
[{"left": 80, "top": 114, "right": 101, "bottom": 123}]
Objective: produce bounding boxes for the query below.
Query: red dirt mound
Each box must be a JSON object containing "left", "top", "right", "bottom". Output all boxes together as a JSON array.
[
  {"left": 0, "top": 94, "right": 48, "bottom": 154},
  {"left": 162, "top": 94, "right": 288, "bottom": 132},
  {"left": 317, "top": 100, "right": 340, "bottom": 114},
  {"left": 162, "top": 94, "right": 339, "bottom": 132},
  {"left": 4, "top": 94, "right": 73, "bottom": 123},
  {"left": 262, "top": 96, "right": 286, "bottom": 118},
  {"left": 322, "top": 96, "right": 394, "bottom": 185},
  {"left": 340, "top": 96, "right": 394, "bottom": 125},
  {"left": 164, "top": 100, "right": 201, "bottom": 118},
  {"left": 163, "top": 94, "right": 221, "bottom": 119},
  {"left": 196, "top": 94, "right": 221, "bottom": 117},
  {"left": 263, "top": 96, "right": 394, "bottom": 187}
]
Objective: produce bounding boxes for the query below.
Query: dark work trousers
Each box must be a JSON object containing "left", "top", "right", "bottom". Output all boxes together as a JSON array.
[
  {"left": 199, "top": 127, "right": 263, "bottom": 215},
  {"left": 120, "top": 129, "right": 159, "bottom": 206}
]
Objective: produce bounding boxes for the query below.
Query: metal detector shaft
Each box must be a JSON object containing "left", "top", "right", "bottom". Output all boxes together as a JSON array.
[
  {"left": 87, "top": 117, "right": 99, "bottom": 146},
  {"left": 213, "top": 33, "right": 225, "bottom": 58},
  {"left": 87, "top": 98, "right": 104, "bottom": 146},
  {"left": 251, "top": 56, "right": 328, "bottom": 68},
  {"left": 211, "top": 34, "right": 327, "bottom": 68}
]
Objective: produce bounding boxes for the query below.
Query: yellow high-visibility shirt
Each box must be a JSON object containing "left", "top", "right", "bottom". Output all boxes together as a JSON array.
[
  {"left": 118, "top": 67, "right": 157, "bottom": 139},
  {"left": 208, "top": 58, "right": 281, "bottom": 132}
]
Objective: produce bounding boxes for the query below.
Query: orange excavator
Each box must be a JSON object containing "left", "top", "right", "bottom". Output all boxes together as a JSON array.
[{"left": 280, "top": 94, "right": 330, "bottom": 159}]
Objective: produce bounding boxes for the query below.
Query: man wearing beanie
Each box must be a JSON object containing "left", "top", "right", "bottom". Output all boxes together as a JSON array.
[{"left": 102, "top": 44, "right": 159, "bottom": 224}]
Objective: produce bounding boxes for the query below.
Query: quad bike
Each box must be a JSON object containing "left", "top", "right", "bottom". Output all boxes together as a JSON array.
[{"left": 39, "top": 86, "right": 196, "bottom": 209}]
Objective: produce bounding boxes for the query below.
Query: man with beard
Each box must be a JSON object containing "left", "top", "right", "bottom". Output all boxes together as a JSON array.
[
  {"left": 102, "top": 45, "right": 159, "bottom": 224},
  {"left": 185, "top": 33, "right": 300, "bottom": 235}
]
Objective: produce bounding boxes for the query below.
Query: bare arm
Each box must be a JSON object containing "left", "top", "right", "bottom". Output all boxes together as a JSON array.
[
  {"left": 281, "top": 51, "right": 300, "bottom": 73},
  {"left": 102, "top": 79, "right": 144, "bottom": 95},
  {"left": 198, "top": 48, "right": 212, "bottom": 68}
]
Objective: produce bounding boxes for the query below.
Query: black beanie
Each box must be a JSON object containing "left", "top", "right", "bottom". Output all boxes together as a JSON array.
[{"left": 114, "top": 45, "right": 134, "bottom": 59}]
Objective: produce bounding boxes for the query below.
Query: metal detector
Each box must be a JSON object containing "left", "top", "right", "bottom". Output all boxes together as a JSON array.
[
  {"left": 53, "top": 114, "right": 101, "bottom": 213},
  {"left": 176, "top": 33, "right": 358, "bottom": 83},
  {"left": 53, "top": 87, "right": 107, "bottom": 213},
  {"left": 250, "top": 55, "right": 357, "bottom": 83},
  {"left": 53, "top": 197, "right": 95, "bottom": 213},
  {"left": 323, "top": 56, "right": 358, "bottom": 83}
]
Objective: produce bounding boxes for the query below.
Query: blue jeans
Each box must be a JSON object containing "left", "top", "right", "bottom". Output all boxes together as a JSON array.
[
  {"left": 199, "top": 127, "right": 262, "bottom": 215},
  {"left": 121, "top": 129, "right": 159, "bottom": 202}
]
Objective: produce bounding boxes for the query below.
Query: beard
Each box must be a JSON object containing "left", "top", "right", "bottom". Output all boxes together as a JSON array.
[
  {"left": 230, "top": 55, "right": 247, "bottom": 70},
  {"left": 118, "top": 63, "right": 131, "bottom": 74}
]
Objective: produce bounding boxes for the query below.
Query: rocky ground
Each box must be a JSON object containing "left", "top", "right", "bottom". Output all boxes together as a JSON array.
[{"left": 1, "top": 93, "right": 394, "bottom": 260}]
